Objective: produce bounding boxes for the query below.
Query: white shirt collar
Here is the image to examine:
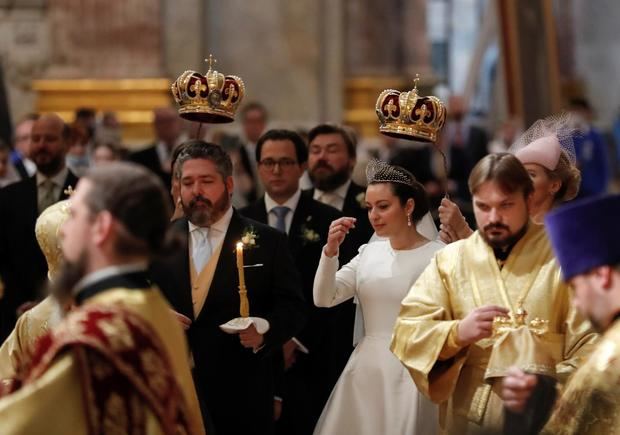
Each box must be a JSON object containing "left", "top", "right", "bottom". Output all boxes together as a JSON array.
[
  {"left": 264, "top": 189, "right": 302, "bottom": 214},
  {"left": 188, "top": 206, "right": 234, "bottom": 235},
  {"left": 315, "top": 179, "right": 351, "bottom": 201},
  {"left": 73, "top": 262, "right": 148, "bottom": 296},
  {"left": 36, "top": 166, "right": 68, "bottom": 187}
]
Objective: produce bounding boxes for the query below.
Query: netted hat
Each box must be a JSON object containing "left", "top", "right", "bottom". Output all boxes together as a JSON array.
[{"left": 510, "top": 113, "right": 577, "bottom": 171}]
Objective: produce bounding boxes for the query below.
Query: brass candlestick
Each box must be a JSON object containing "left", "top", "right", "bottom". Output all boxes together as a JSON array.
[{"left": 236, "top": 242, "right": 250, "bottom": 318}]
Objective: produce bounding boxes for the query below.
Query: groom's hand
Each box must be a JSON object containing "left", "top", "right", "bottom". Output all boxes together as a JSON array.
[{"left": 239, "top": 324, "right": 264, "bottom": 350}]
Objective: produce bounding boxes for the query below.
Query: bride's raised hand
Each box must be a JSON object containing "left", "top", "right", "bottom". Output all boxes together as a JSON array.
[{"left": 324, "top": 217, "right": 357, "bottom": 257}]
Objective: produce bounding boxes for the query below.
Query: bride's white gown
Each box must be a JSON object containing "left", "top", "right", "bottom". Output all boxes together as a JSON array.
[{"left": 313, "top": 240, "right": 442, "bottom": 435}]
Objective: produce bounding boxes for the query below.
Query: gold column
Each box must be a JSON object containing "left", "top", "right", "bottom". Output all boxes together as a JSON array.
[
  {"left": 32, "top": 79, "right": 172, "bottom": 147},
  {"left": 497, "top": 0, "right": 561, "bottom": 126}
]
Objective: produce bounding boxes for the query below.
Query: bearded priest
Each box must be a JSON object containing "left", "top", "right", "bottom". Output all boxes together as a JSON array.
[
  {"left": 0, "top": 163, "right": 205, "bottom": 435},
  {"left": 390, "top": 153, "right": 596, "bottom": 434}
]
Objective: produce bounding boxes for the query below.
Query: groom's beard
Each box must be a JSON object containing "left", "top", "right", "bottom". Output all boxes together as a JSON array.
[{"left": 50, "top": 252, "right": 88, "bottom": 307}]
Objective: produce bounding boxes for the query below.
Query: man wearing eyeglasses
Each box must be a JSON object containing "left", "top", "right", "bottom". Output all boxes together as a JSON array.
[{"left": 241, "top": 129, "right": 342, "bottom": 435}]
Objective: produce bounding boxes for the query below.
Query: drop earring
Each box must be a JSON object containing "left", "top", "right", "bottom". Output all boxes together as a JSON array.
[{"left": 407, "top": 214, "right": 412, "bottom": 227}]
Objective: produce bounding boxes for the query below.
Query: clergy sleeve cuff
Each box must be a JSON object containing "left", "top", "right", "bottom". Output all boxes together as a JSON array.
[{"left": 438, "top": 321, "right": 465, "bottom": 360}]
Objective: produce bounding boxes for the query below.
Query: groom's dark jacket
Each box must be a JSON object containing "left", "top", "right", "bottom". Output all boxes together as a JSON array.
[{"left": 150, "top": 210, "right": 306, "bottom": 435}]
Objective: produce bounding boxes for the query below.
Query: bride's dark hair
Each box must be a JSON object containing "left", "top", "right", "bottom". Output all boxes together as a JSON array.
[{"left": 366, "top": 159, "right": 429, "bottom": 223}]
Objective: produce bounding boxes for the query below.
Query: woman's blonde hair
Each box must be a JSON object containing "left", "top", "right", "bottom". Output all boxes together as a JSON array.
[{"left": 547, "top": 151, "right": 581, "bottom": 202}]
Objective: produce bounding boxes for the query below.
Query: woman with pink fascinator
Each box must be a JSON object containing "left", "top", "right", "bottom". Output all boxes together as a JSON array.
[{"left": 438, "top": 114, "right": 582, "bottom": 243}]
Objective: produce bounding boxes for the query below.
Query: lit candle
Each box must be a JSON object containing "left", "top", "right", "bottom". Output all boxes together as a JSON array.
[
  {"left": 236, "top": 242, "right": 249, "bottom": 317},
  {"left": 236, "top": 242, "right": 246, "bottom": 287}
]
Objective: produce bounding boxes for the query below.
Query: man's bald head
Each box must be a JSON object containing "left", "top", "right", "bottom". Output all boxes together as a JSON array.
[{"left": 31, "top": 113, "right": 71, "bottom": 177}]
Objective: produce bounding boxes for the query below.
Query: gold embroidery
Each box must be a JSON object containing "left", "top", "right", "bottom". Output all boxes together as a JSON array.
[
  {"left": 466, "top": 383, "right": 492, "bottom": 424},
  {"left": 98, "top": 316, "right": 135, "bottom": 351},
  {"left": 92, "top": 358, "right": 113, "bottom": 380},
  {"left": 141, "top": 349, "right": 168, "bottom": 398},
  {"left": 103, "top": 393, "right": 128, "bottom": 435}
]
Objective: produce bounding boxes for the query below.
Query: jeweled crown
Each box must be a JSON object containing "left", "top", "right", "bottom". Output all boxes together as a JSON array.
[
  {"left": 375, "top": 75, "right": 446, "bottom": 142},
  {"left": 171, "top": 55, "right": 245, "bottom": 123}
]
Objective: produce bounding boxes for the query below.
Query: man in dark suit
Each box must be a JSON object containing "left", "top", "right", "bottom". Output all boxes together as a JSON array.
[
  {"left": 305, "top": 123, "right": 375, "bottom": 401},
  {"left": 240, "top": 129, "right": 342, "bottom": 434},
  {"left": 150, "top": 140, "right": 306, "bottom": 435},
  {"left": 220, "top": 102, "right": 269, "bottom": 205},
  {"left": 10, "top": 114, "right": 38, "bottom": 180},
  {"left": 129, "top": 107, "right": 188, "bottom": 189},
  {"left": 0, "top": 113, "right": 78, "bottom": 341}
]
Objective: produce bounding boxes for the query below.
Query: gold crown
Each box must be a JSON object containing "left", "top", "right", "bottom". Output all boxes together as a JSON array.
[
  {"left": 171, "top": 55, "right": 245, "bottom": 123},
  {"left": 375, "top": 75, "right": 446, "bottom": 142}
]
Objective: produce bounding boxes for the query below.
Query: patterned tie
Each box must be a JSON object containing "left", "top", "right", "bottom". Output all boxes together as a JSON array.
[
  {"left": 272, "top": 206, "right": 290, "bottom": 233},
  {"left": 192, "top": 228, "right": 212, "bottom": 272},
  {"left": 39, "top": 179, "right": 57, "bottom": 214}
]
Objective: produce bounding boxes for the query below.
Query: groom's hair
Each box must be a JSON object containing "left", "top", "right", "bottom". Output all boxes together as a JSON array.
[
  {"left": 174, "top": 140, "right": 233, "bottom": 181},
  {"left": 468, "top": 153, "right": 534, "bottom": 198}
]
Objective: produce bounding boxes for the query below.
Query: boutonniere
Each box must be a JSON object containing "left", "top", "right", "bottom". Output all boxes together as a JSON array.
[
  {"left": 300, "top": 216, "right": 320, "bottom": 245},
  {"left": 240, "top": 226, "right": 259, "bottom": 249},
  {"left": 356, "top": 192, "right": 366, "bottom": 209}
]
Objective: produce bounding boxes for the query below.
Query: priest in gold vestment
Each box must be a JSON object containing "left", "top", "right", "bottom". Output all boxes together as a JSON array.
[
  {"left": 502, "top": 194, "right": 620, "bottom": 435},
  {"left": 391, "top": 154, "right": 595, "bottom": 434},
  {"left": 0, "top": 163, "right": 205, "bottom": 435},
  {"left": 0, "top": 199, "right": 70, "bottom": 379}
]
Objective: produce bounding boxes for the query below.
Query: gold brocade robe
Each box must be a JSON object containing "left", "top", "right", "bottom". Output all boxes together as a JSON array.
[
  {"left": 541, "top": 318, "right": 620, "bottom": 434},
  {"left": 0, "top": 297, "right": 62, "bottom": 379},
  {"left": 390, "top": 223, "right": 596, "bottom": 434},
  {"left": 0, "top": 287, "right": 205, "bottom": 435}
]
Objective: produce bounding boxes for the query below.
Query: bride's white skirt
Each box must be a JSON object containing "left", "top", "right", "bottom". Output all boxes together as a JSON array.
[{"left": 314, "top": 335, "right": 438, "bottom": 435}]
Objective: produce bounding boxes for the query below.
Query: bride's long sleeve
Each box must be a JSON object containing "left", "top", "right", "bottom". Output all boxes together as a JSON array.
[{"left": 313, "top": 245, "right": 365, "bottom": 308}]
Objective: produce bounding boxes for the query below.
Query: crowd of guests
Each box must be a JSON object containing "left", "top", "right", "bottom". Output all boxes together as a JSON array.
[{"left": 0, "top": 97, "right": 617, "bottom": 435}]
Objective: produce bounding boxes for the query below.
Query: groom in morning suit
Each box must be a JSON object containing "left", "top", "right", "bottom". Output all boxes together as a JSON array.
[
  {"left": 150, "top": 140, "right": 306, "bottom": 435},
  {"left": 0, "top": 113, "right": 78, "bottom": 341},
  {"left": 240, "top": 129, "right": 342, "bottom": 435}
]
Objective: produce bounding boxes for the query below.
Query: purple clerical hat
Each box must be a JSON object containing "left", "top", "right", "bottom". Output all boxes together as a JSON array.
[{"left": 545, "top": 194, "right": 620, "bottom": 280}]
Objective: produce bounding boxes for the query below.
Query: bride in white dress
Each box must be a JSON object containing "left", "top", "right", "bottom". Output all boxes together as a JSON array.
[{"left": 313, "top": 160, "right": 442, "bottom": 435}]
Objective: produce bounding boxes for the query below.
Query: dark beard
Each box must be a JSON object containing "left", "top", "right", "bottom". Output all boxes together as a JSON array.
[
  {"left": 308, "top": 164, "right": 350, "bottom": 192},
  {"left": 33, "top": 153, "right": 65, "bottom": 177},
  {"left": 481, "top": 222, "right": 528, "bottom": 250},
  {"left": 50, "top": 256, "right": 88, "bottom": 306},
  {"left": 182, "top": 188, "right": 230, "bottom": 227}
]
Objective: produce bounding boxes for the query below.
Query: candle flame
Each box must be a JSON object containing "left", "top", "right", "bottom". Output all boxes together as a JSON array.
[{"left": 236, "top": 242, "right": 244, "bottom": 249}]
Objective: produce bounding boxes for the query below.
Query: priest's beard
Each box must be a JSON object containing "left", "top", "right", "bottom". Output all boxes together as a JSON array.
[
  {"left": 50, "top": 253, "right": 88, "bottom": 308},
  {"left": 308, "top": 161, "right": 351, "bottom": 192},
  {"left": 182, "top": 187, "right": 230, "bottom": 227},
  {"left": 481, "top": 221, "right": 528, "bottom": 250}
]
